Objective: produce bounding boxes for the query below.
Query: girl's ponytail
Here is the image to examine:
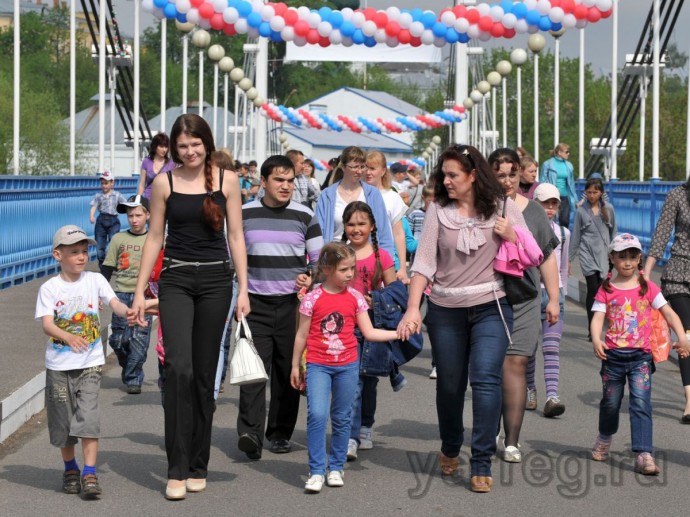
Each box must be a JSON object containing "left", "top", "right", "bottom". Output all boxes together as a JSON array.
[
  {"left": 370, "top": 225, "right": 383, "bottom": 290},
  {"left": 638, "top": 263, "right": 648, "bottom": 297}
]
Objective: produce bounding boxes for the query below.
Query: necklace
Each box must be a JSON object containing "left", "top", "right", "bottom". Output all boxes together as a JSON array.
[{"left": 338, "top": 184, "right": 361, "bottom": 202}]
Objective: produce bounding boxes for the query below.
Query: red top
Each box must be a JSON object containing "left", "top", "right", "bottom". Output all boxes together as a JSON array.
[{"left": 352, "top": 249, "right": 395, "bottom": 296}]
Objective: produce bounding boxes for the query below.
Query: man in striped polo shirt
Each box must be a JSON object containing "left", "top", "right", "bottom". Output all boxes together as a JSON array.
[{"left": 237, "top": 155, "right": 324, "bottom": 460}]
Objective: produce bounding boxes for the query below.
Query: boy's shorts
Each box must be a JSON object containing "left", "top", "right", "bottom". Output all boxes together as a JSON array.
[{"left": 45, "top": 366, "right": 102, "bottom": 448}]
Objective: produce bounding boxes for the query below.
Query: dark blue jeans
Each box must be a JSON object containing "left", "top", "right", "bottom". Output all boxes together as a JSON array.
[
  {"left": 95, "top": 214, "right": 120, "bottom": 268},
  {"left": 599, "top": 349, "right": 654, "bottom": 453},
  {"left": 109, "top": 292, "right": 153, "bottom": 387},
  {"left": 425, "top": 298, "right": 512, "bottom": 477}
]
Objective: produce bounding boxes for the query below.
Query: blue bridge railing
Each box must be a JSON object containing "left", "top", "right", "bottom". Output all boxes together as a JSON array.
[
  {"left": 0, "top": 176, "right": 137, "bottom": 289},
  {"left": 0, "top": 176, "right": 682, "bottom": 289}
]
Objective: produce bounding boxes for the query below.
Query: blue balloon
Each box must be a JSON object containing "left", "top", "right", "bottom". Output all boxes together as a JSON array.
[
  {"left": 538, "top": 15, "right": 552, "bottom": 31},
  {"left": 410, "top": 8, "right": 423, "bottom": 22},
  {"left": 501, "top": 0, "right": 513, "bottom": 14},
  {"left": 163, "top": 3, "right": 177, "bottom": 18},
  {"left": 526, "top": 9, "right": 541, "bottom": 26},
  {"left": 352, "top": 29, "right": 365, "bottom": 44},
  {"left": 513, "top": 3, "right": 527, "bottom": 18},
  {"left": 270, "top": 31, "right": 282, "bottom": 42},
  {"left": 421, "top": 12, "right": 437, "bottom": 29},
  {"left": 247, "top": 12, "right": 262, "bottom": 28},
  {"left": 318, "top": 7, "right": 332, "bottom": 20},
  {"left": 176, "top": 12, "right": 187, "bottom": 23},
  {"left": 445, "top": 28, "right": 459, "bottom": 44},
  {"left": 551, "top": 22, "right": 563, "bottom": 32},
  {"left": 259, "top": 21, "right": 271, "bottom": 37},
  {"left": 228, "top": 0, "right": 238, "bottom": 8},
  {"left": 364, "top": 36, "right": 377, "bottom": 48},
  {"left": 328, "top": 11, "right": 343, "bottom": 28},
  {"left": 432, "top": 22, "right": 446, "bottom": 38},
  {"left": 340, "top": 20, "right": 355, "bottom": 37},
  {"left": 153, "top": 0, "right": 167, "bottom": 9},
  {"left": 458, "top": 33, "right": 470, "bottom": 44},
  {"left": 236, "top": 1, "right": 252, "bottom": 18}
]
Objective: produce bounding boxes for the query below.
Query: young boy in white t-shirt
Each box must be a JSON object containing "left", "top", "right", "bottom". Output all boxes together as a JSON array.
[{"left": 35, "top": 225, "right": 132, "bottom": 498}]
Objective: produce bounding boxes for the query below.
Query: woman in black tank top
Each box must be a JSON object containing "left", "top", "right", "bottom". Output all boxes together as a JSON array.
[{"left": 132, "top": 114, "right": 249, "bottom": 500}]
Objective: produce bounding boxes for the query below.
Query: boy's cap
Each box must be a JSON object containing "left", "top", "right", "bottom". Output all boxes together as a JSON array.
[
  {"left": 390, "top": 162, "right": 408, "bottom": 174},
  {"left": 117, "top": 194, "right": 150, "bottom": 213},
  {"left": 99, "top": 171, "right": 114, "bottom": 181},
  {"left": 609, "top": 233, "right": 642, "bottom": 253},
  {"left": 53, "top": 225, "right": 96, "bottom": 249},
  {"left": 533, "top": 183, "right": 561, "bottom": 202}
]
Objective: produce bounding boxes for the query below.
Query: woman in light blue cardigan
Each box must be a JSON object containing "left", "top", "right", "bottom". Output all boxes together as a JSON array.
[
  {"left": 540, "top": 143, "right": 577, "bottom": 228},
  {"left": 315, "top": 147, "right": 394, "bottom": 259}
]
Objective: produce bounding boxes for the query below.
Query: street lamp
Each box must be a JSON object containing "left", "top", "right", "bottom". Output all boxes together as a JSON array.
[
  {"left": 470, "top": 89, "right": 483, "bottom": 150},
  {"left": 528, "top": 33, "right": 546, "bottom": 162},
  {"left": 496, "top": 60, "right": 512, "bottom": 148},
  {"left": 487, "top": 71, "right": 502, "bottom": 153},
  {"left": 207, "top": 44, "right": 225, "bottom": 146},
  {"left": 550, "top": 28, "right": 566, "bottom": 147},
  {"left": 477, "top": 80, "right": 491, "bottom": 155},
  {"left": 192, "top": 29, "right": 211, "bottom": 117},
  {"left": 176, "top": 21, "right": 194, "bottom": 115},
  {"left": 510, "top": 48, "right": 528, "bottom": 149},
  {"left": 218, "top": 55, "right": 234, "bottom": 149},
  {"left": 462, "top": 97, "right": 474, "bottom": 146}
]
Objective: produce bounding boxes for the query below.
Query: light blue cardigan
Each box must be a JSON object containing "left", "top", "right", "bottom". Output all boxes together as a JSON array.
[
  {"left": 540, "top": 156, "right": 577, "bottom": 210},
  {"left": 315, "top": 180, "right": 395, "bottom": 259}
]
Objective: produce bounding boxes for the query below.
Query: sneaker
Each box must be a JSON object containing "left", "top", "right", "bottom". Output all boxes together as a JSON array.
[
  {"left": 304, "top": 474, "right": 325, "bottom": 493},
  {"left": 269, "top": 439, "right": 292, "bottom": 454},
  {"left": 219, "top": 382, "right": 225, "bottom": 394},
  {"left": 359, "top": 427, "right": 373, "bottom": 450},
  {"left": 81, "top": 473, "right": 102, "bottom": 498},
  {"left": 634, "top": 452, "right": 660, "bottom": 475},
  {"left": 327, "top": 470, "right": 344, "bottom": 487},
  {"left": 429, "top": 367, "right": 437, "bottom": 379},
  {"left": 127, "top": 385, "right": 142, "bottom": 395},
  {"left": 591, "top": 435, "right": 612, "bottom": 461},
  {"left": 62, "top": 469, "right": 81, "bottom": 494},
  {"left": 346, "top": 438, "right": 358, "bottom": 461},
  {"left": 543, "top": 396, "right": 566, "bottom": 418},
  {"left": 238, "top": 433, "right": 262, "bottom": 460},
  {"left": 503, "top": 444, "right": 522, "bottom": 463},
  {"left": 525, "top": 388, "right": 537, "bottom": 410}
]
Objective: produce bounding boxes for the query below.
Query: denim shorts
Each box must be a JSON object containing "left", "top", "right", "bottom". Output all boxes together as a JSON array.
[{"left": 46, "top": 366, "right": 102, "bottom": 448}]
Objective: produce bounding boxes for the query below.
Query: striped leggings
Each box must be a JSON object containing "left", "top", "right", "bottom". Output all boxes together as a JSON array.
[{"left": 526, "top": 319, "right": 563, "bottom": 397}]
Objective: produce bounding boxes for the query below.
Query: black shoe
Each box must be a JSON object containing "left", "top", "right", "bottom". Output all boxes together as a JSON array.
[
  {"left": 238, "top": 433, "right": 262, "bottom": 460},
  {"left": 127, "top": 385, "right": 142, "bottom": 395},
  {"left": 62, "top": 469, "right": 81, "bottom": 494},
  {"left": 269, "top": 439, "right": 292, "bottom": 454},
  {"left": 81, "top": 474, "right": 102, "bottom": 498},
  {"left": 681, "top": 414, "right": 690, "bottom": 424}
]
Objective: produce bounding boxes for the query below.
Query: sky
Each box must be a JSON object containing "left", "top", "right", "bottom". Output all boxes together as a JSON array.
[{"left": 110, "top": 0, "right": 689, "bottom": 75}]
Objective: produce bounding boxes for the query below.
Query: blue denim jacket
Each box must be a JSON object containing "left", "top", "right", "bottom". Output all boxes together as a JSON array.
[{"left": 360, "top": 280, "right": 423, "bottom": 376}]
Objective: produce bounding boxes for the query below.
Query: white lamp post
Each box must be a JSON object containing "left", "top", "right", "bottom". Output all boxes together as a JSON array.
[
  {"left": 462, "top": 97, "right": 474, "bottom": 147},
  {"left": 496, "top": 60, "right": 512, "bottom": 148},
  {"left": 477, "top": 81, "right": 491, "bottom": 156},
  {"left": 192, "top": 29, "right": 211, "bottom": 117},
  {"left": 229, "top": 67, "right": 245, "bottom": 156},
  {"left": 160, "top": 19, "right": 167, "bottom": 132},
  {"left": 550, "top": 28, "right": 566, "bottom": 148},
  {"left": 470, "top": 89, "right": 483, "bottom": 150},
  {"left": 219, "top": 56, "right": 234, "bottom": 149},
  {"left": 487, "top": 71, "right": 502, "bottom": 153},
  {"left": 611, "top": 0, "right": 619, "bottom": 180},
  {"left": 579, "top": 28, "right": 585, "bottom": 179},
  {"left": 510, "top": 48, "right": 528, "bottom": 149},
  {"left": 207, "top": 44, "right": 225, "bottom": 146},
  {"left": 528, "top": 33, "right": 546, "bottom": 162},
  {"left": 176, "top": 21, "right": 194, "bottom": 115}
]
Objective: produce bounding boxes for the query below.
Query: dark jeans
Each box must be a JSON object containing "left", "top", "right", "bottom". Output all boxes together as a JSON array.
[
  {"left": 558, "top": 196, "right": 571, "bottom": 229},
  {"left": 238, "top": 293, "right": 300, "bottom": 446},
  {"left": 158, "top": 261, "right": 233, "bottom": 480},
  {"left": 585, "top": 272, "right": 603, "bottom": 337},
  {"left": 109, "top": 292, "right": 153, "bottom": 387},
  {"left": 425, "top": 298, "right": 512, "bottom": 477},
  {"left": 668, "top": 296, "right": 690, "bottom": 386},
  {"left": 95, "top": 214, "right": 120, "bottom": 268}
]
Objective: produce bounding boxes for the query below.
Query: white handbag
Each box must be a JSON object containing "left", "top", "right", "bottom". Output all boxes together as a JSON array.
[{"left": 229, "top": 316, "right": 269, "bottom": 386}]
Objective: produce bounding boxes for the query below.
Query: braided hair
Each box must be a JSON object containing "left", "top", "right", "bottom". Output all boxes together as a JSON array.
[{"left": 341, "top": 201, "right": 383, "bottom": 292}]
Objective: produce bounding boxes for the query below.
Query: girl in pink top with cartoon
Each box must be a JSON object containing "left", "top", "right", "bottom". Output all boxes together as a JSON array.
[{"left": 590, "top": 233, "right": 690, "bottom": 475}]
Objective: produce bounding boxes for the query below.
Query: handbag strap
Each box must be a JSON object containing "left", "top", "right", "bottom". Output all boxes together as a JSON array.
[{"left": 235, "top": 316, "right": 253, "bottom": 342}]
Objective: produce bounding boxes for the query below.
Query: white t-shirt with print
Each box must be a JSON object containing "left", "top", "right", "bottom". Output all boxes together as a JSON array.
[{"left": 35, "top": 271, "right": 117, "bottom": 371}]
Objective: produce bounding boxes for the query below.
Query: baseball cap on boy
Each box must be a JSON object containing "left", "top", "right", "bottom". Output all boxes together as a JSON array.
[
  {"left": 533, "top": 183, "right": 561, "bottom": 203},
  {"left": 99, "top": 171, "right": 114, "bottom": 181},
  {"left": 117, "top": 194, "right": 150, "bottom": 214},
  {"left": 390, "top": 162, "right": 408, "bottom": 174},
  {"left": 53, "top": 225, "right": 96, "bottom": 250},
  {"left": 609, "top": 233, "right": 642, "bottom": 253}
]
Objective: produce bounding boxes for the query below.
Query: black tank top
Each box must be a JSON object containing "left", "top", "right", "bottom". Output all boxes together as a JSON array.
[{"left": 164, "top": 170, "right": 229, "bottom": 261}]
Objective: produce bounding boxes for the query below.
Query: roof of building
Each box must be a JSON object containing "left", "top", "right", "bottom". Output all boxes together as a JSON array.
[{"left": 302, "top": 87, "right": 423, "bottom": 117}]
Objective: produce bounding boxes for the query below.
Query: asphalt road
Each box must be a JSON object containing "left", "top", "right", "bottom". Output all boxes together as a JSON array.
[{"left": 1, "top": 300, "right": 689, "bottom": 516}]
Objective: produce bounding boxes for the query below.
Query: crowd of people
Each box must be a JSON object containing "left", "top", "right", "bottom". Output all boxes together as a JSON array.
[{"left": 36, "top": 121, "right": 690, "bottom": 500}]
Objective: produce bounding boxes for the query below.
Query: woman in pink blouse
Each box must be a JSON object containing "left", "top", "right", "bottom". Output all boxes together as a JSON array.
[{"left": 398, "top": 144, "right": 528, "bottom": 493}]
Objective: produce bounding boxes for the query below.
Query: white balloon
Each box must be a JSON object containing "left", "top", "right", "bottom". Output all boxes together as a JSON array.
[
  {"left": 398, "top": 12, "right": 413, "bottom": 29},
  {"left": 235, "top": 18, "right": 248, "bottom": 34},
  {"left": 308, "top": 12, "right": 321, "bottom": 29},
  {"left": 550, "top": 7, "right": 564, "bottom": 23},
  {"left": 351, "top": 12, "right": 365, "bottom": 27},
  {"left": 478, "top": 31, "right": 491, "bottom": 42},
  {"left": 281, "top": 26, "right": 295, "bottom": 42},
  {"left": 186, "top": 8, "right": 199, "bottom": 25},
  {"left": 489, "top": 6, "right": 504, "bottom": 22},
  {"left": 223, "top": 7, "right": 238, "bottom": 24},
  {"left": 374, "top": 29, "right": 387, "bottom": 43},
  {"left": 293, "top": 37, "right": 307, "bottom": 47},
  {"left": 297, "top": 6, "right": 310, "bottom": 19},
  {"left": 467, "top": 24, "right": 480, "bottom": 39},
  {"left": 386, "top": 6, "right": 401, "bottom": 20},
  {"left": 454, "top": 17, "right": 469, "bottom": 33},
  {"left": 515, "top": 19, "right": 529, "bottom": 34},
  {"left": 598, "top": 0, "right": 613, "bottom": 10},
  {"left": 433, "top": 37, "right": 445, "bottom": 48},
  {"left": 329, "top": 30, "right": 343, "bottom": 45},
  {"left": 247, "top": 27, "right": 259, "bottom": 38},
  {"left": 524, "top": 0, "right": 538, "bottom": 10},
  {"left": 176, "top": 0, "right": 191, "bottom": 14},
  {"left": 575, "top": 19, "right": 588, "bottom": 29},
  {"left": 261, "top": 5, "right": 275, "bottom": 21},
  {"left": 152, "top": 8, "right": 164, "bottom": 21},
  {"left": 270, "top": 16, "right": 285, "bottom": 32},
  {"left": 562, "top": 14, "right": 577, "bottom": 29},
  {"left": 420, "top": 30, "right": 435, "bottom": 45},
  {"left": 141, "top": 0, "right": 154, "bottom": 12},
  {"left": 582, "top": 0, "right": 596, "bottom": 7},
  {"left": 342, "top": 37, "right": 354, "bottom": 47},
  {"left": 476, "top": 3, "right": 490, "bottom": 16},
  {"left": 341, "top": 8, "right": 354, "bottom": 20},
  {"left": 527, "top": 25, "right": 538, "bottom": 34},
  {"left": 198, "top": 18, "right": 211, "bottom": 30},
  {"left": 317, "top": 21, "right": 332, "bottom": 37},
  {"left": 440, "top": 11, "right": 456, "bottom": 26},
  {"left": 409, "top": 21, "right": 424, "bottom": 38},
  {"left": 212, "top": 0, "right": 226, "bottom": 14},
  {"left": 502, "top": 13, "right": 517, "bottom": 29},
  {"left": 362, "top": 20, "right": 377, "bottom": 37},
  {"left": 537, "top": 0, "right": 551, "bottom": 15},
  {"left": 386, "top": 36, "right": 398, "bottom": 47}
]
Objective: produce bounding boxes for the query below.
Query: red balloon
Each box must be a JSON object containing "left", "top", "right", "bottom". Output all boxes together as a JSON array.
[
  {"left": 397, "top": 28, "right": 411, "bottom": 44},
  {"left": 223, "top": 24, "right": 236, "bottom": 36},
  {"left": 373, "top": 12, "right": 388, "bottom": 28},
  {"left": 273, "top": 3, "right": 287, "bottom": 17},
  {"left": 601, "top": 9, "right": 613, "bottom": 19},
  {"left": 453, "top": 5, "right": 466, "bottom": 18},
  {"left": 318, "top": 36, "right": 330, "bottom": 48},
  {"left": 294, "top": 20, "right": 309, "bottom": 37},
  {"left": 385, "top": 21, "right": 400, "bottom": 37},
  {"left": 587, "top": 7, "right": 601, "bottom": 23},
  {"left": 198, "top": 2, "right": 214, "bottom": 19},
  {"left": 190, "top": 0, "right": 204, "bottom": 7},
  {"left": 490, "top": 22, "right": 504, "bottom": 38},
  {"left": 306, "top": 29, "right": 320, "bottom": 45},
  {"left": 410, "top": 37, "right": 421, "bottom": 47},
  {"left": 465, "top": 9, "right": 480, "bottom": 24},
  {"left": 550, "top": 0, "right": 561, "bottom": 7},
  {"left": 504, "top": 28, "right": 516, "bottom": 39},
  {"left": 284, "top": 9, "right": 298, "bottom": 25},
  {"left": 478, "top": 16, "right": 493, "bottom": 33},
  {"left": 573, "top": 4, "right": 588, "bottom": 19},
  {"left": 561, "top": 0, "right": 575, "bottom": 14},
  {"left": 363, "top": 7, "right": 376, "bottom": 21},
  {"left": 210, "top": 13, "right": 224, "bottom": 30}
]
